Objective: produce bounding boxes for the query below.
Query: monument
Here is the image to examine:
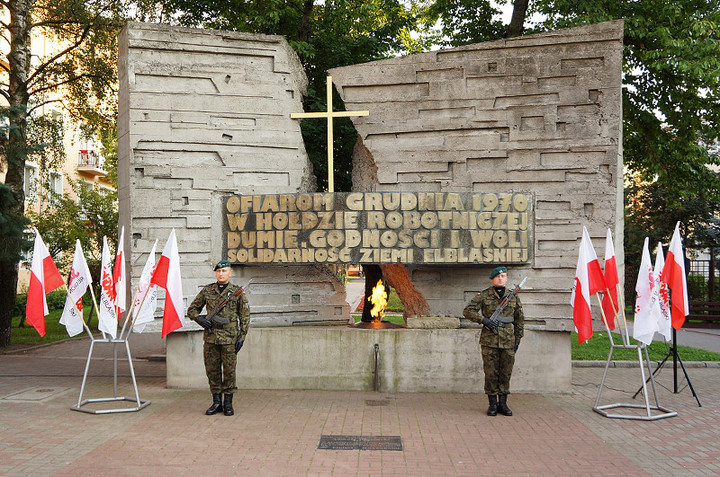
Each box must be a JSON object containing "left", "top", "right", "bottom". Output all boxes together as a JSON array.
[{"left": 117, "top": 20, "right": 623, "bottom": 392}]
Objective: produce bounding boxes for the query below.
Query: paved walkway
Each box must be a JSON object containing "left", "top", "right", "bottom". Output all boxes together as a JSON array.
[{"left": 1, "top": 332, "right": 719, "bottom": 476}]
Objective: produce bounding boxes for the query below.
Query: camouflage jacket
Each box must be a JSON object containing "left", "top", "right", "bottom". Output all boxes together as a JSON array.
[
  {"left": 463, "top": 286, "right": 524, "bottom": 349},
  {"left": 187, "top": 282, "right": 250, "bottom": 345}
]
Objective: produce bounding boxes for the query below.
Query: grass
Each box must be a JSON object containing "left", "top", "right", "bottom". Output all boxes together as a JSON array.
[
  {"left": 571, "top": 331, "right": 720, "bottom": 361},
  {"left": 354, "top": 286, "right": 404, "bottom": 313},
  {"left": 8, "top": 308, "right": 99, "bottom": 349},
  {"left": 352, "top": 314, "right": 406, "bottom": 325}
]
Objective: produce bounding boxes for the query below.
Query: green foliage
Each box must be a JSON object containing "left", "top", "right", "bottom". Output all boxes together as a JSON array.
[
  {"left": 536, "top": 0, "right": 720, "bottom": 204},
  {"left": 419, "top": 0, "right": 507, "bottom": 46},
  {"left": 13, "top": 289, "right": 67, "bottom": 317},
  {"left": 29, "top": 0, "right": 126, "bottom": 131},
  {"left": 26, "top": 113, "right": 67, "bottom": 206},
  {"left": 0, "top": 184, "right": 31, "bottom": 264},
  {"left": 386, "top": 287, "right": 405, "bottom": 312},
  {"left": 10, "top": 307, "right": 97, "bottom": 346},
  {"left": 571, "top": 331, "right": 720, "bottom": 361},
  {"left": 98, "top": 124, "right": 119, "bottom": 188},
  {"left": 624, "top": 177, "right": 720, "bottom": 272},
  {"left": 26, "top": 179, "right": 118, "bottom": 275}
]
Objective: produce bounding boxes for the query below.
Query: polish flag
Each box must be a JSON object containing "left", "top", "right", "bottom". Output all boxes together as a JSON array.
[
  {"left": 98, "top": 236, "right": 117, "bottom": 339},
  {"left": 59, "top": 240, "right": 92, "bottom": 337},
  {"left": 571, "top": 227, "right": 606, "bottom": 344},
  {"left": 633, "top": 238, "right": 658, "bottom": 345},
  {"left": 132, "top": 240, "right": 158, "bottom": 333},
  {"left": 661, "top": 222, "right": 689, "bottom": 330},
  {"left": 653, "top": 243, "right": 672, "bottom": 341},
  {"left": 26, "top": 230, "right": 65, "bottom": 336},
  {"left": 113, "top": 226, "right": 127, "bottom": 318},
  {"left": 601, "top": 229, "right": 619, "bottom": 330},
  {"left": 150, "top": 229, "right": 185, "bottom": 338}
]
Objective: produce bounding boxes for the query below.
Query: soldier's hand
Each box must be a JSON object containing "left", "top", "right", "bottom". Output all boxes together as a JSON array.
[
  {"left": 195, "top": 315, "right": 212, "bottom": 330},
  {"left": 514, "top": 339, "right": 520, "bottom": 352},
  {"left": 481, "top": 318, "right": 499, "bottom": 335},
  {"left": 235, "top": 339, "right": 244, "bottom": 354}
]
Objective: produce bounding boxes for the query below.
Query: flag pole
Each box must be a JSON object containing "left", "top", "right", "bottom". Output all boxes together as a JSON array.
[
  {"left": 86, "top": 282, "right": 108, "bottom": 340},
  {"left": 127, "top": 286, "right": 153, "bottom": 333},
  {"left": 602, "top": 286, "right": 622, "bottom": 344},
  {"left": 61, "top": 284, "right": 93, "bottom": 337},
  {"left": 120, "top": 284, "right": 138, "bottom": 338},
  {"left": 616, "top": 283, "right": 630, "bottom": 344},
  {"left": 595, "top": 295, "right": 613, "bottom": 342}
]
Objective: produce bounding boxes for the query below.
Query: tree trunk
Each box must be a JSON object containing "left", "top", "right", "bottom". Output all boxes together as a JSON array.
[
  {"left": 380, "top": 264, "right": 430, "bottom": 321},
  {"left": 505, "top": 0, "right": 529, "bottom": 38},
  {"left": 297, "top": 0, "right": 315, "bottom": 42},
  {"left": 0, "top": 0, "right": 32, "bottom": 347}
]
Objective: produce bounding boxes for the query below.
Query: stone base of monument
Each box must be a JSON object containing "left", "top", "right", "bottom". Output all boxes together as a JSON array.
[
  {"left": 406, "top": 315, "right": 461, "bottom": 329},
  {"left": 166, "top": 326, "right": 571, "bottom": 393}
]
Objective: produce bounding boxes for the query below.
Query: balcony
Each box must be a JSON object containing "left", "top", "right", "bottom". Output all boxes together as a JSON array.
[{"left": 77, "top": 150, "right": 107, "bottom": 177}]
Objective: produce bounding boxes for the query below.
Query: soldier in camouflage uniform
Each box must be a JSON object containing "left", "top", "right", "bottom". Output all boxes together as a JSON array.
[
  {"left": 187, "top": 260, "right": 250, "bottom": 416},
  {"left": 463, "top": 266, "right": 524, "bottom": 417}
]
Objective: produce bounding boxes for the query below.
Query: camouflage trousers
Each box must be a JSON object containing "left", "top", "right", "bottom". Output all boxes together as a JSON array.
[
  {"left": 481, "top": 346, "right": 516, "bottom": 395},
  {"left": 203, "top": 341, "right": 238, "bottom": 395}
]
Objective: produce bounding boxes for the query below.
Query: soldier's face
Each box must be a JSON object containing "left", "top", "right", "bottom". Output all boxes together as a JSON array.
[
  {"left": 491, "top": 272, "right": 507, "bottom": 287},
  {"left": 215, "top": 267, "right": 232, "bottom": 284}
]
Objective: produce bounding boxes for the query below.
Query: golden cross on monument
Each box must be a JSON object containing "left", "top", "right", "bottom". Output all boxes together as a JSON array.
[{"left": 291, "top": 75, "right": 369, "bottom": 192}]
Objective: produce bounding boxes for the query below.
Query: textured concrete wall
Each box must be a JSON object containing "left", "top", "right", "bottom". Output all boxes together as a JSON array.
[
  {"left": 167, "top": 327, "right": 571, "bottom": 393},
  {"left": 330, "top": 20, "right": 624, "bottom": 331},
  {"left": 118, "top": 23, "right": 349, "bottom": 325}
]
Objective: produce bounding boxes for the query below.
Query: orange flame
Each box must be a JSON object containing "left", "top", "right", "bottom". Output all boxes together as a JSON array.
[{"left": 369, "top": 279, "right": 388, "bottom": 321}]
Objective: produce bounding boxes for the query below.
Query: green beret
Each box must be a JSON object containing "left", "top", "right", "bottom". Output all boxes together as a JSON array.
[
  {"left": 214, "top": 260, "right": 232, "bottom": 270},
  {"left": 489, "top": 266, "right": 507, "bottom": 279}
]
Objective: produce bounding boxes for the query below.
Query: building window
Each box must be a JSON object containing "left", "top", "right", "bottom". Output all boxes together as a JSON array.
[
  {"left": 49, "top": 171, "right": 63, "bottom": 195},
  {"left": 24, "top": 163, "right": 38, "bottom": 202}
]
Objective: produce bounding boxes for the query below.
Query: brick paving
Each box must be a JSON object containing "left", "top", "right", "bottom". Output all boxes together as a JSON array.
[{"left": 1, "top": 334, "right": 719, "bottom": 476}]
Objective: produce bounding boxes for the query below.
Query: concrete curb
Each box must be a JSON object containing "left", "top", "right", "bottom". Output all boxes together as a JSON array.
[{"left": 572, "top": 360, "right": 720, "bottom": 368}]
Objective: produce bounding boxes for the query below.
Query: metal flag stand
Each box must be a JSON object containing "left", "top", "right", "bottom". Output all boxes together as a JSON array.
[
  {"left": 593, "top": 322, "right": 676, "bottom": 420},
  {"left": 71, "top": 310, "right": 150, "bottom": 414}
]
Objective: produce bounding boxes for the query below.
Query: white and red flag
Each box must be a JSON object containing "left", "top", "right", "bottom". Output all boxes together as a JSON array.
[
  {"left": 653, "top": 243, "right": 672, "bottom": 341},
  {"left": 601, "top": 229, "right": 619, "bottom": 330},
  {"left": 633, "top": 238, "right": 659, "bottom": 345},
  {"left": 113, "top": 226, "right": 127, "bottom": 318},
  {"left": 661, "top": 222, "right": 689, "bottom": 330},
  {"left": 132, "top": 240, "right": 158, "bottom": 334},
  {"left": 571, "top": 227, "right": 606, "bottom": 344},
  {"left": 98, "top": 236, "right": 117, "bottom": 339},
  {"left": 26, "top": 230, "right": 65, "bottom": 336},
  {"left": 150, "top": 229, "right": 185, "bottom": 338},
  {"left": 59, "top": 240, "right": 92, "bottom": 337}
]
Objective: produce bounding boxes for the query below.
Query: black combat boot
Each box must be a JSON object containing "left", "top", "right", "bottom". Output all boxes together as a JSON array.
[
  {"left": 498, "top": 394, "right": 513, "bottom": 416},
  {"left": 487, "top": 394, "right": 498, "bottom": 416},
  {"left": 206, "top": 393, "right": 223, "bottom": 415},
  {"left": 223, "top": 394, "right": 234, "bottom": 416}
]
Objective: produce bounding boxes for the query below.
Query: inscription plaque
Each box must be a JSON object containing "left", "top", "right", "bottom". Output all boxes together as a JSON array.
[
  {"left": 223, "top": 192, "right": 532, "bottom": 265},
  {"left": 318, "top": 435, "right": 403, "bottom": 451}
]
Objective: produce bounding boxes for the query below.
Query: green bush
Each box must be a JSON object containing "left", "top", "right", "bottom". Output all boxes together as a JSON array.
[
  {"left": 14, "top": 289, "right": 69, "bottom": 316},
  {"left": 13, "top": 293, "right": 27, "bottom": 316},
  {"left": 46, "top": 289, "right": 66, "bottom": 310}
]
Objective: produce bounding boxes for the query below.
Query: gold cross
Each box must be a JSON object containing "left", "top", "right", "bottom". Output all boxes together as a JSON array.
[{"left": 291, "top": 75, "right": 369, "bottom": 192}]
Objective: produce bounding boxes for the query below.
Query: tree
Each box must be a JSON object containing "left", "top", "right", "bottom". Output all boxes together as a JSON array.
[
  {"left": 535, "top": 0, "right": 720, "bottom": 203},
  {"left": 0, "top": 0, "right": 125, "bottom": 347}
]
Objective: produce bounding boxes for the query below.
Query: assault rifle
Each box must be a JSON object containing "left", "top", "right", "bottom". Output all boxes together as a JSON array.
[
  {"left": 196, "top": 287, "right": 244, "bottom": 333},
  {"left": 484, "top": 277, "right": 527, "bottom": 334}
]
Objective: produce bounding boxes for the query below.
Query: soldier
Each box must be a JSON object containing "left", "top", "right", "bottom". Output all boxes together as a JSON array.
[
  {"left": 463, "top": 266, "right": 524, "bottom": 417},
  {"left": 187, "top": 260, "right": 250, "bottom": 416}
]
